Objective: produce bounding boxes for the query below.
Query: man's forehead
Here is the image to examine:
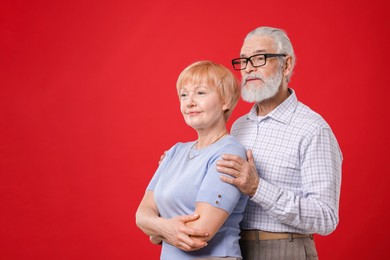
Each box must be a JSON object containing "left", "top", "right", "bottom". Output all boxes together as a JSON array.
[{"left": 240, "top": 36, "right": 275, "bottom": 56}]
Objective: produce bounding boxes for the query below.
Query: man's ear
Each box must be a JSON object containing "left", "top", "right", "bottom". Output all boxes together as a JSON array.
[{"left": 283, "top": 56, "right": 293, "bottom": 77}]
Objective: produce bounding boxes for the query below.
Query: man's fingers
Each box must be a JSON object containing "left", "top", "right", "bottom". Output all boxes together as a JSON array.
[
  {"left": 220, "top": 175, "right": 236, "bottom": 184},
  {"left": 217, "top": 165, "right": 239, "bottom": 176},
  {"left": 216, "top": 159, "right": 236, "bottom": 168},
  {"left": 158, "top": 151, "right": 167, "bottom": 165},
  {"left": 247, "top": 149, "right": 255, "bottom": 164},
  {"left": 221, "top": 154, "right": 245, "bottom": 165}
]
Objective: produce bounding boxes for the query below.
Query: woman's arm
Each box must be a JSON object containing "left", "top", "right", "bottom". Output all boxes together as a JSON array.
[
  {"left": 186, "top": 202, "right": 229, "bottom": 243},
  {"left": 135, "top": 191, "right": 161, "bottom": 236},
  {"left": 135, "top": 191, "right": 209, "bottom": 251}
]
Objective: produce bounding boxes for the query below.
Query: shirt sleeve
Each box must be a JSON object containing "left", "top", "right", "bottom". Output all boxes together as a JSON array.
[
  {"left": 251, "top": 127, "right": 342, "bottom": 235},
  {"left": 196, "top": 143, "right": 248, "bottom": 214}
]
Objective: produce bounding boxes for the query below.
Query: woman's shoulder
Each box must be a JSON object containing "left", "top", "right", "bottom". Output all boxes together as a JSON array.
[
  {"left": 166, "top": 141, "right": 195, "bottom": 156},
  {"left": 216, "top": 135, "right": 247, "bottom": 158},
  {"left": 221, "top": 135, "right": 245, "bottom": 147}
]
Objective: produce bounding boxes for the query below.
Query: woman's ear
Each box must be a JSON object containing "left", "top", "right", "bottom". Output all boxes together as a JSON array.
[{"left": 222, "top": 103, "right": 229, "bottom": 111}]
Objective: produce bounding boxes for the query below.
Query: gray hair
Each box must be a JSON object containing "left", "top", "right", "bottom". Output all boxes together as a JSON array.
[{"left": 245, "top": 26, "right": 295, "bottom": 82}]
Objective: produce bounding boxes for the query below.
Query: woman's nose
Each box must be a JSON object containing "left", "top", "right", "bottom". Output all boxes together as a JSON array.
[
  {"left": 187, "top": 100, "right": 196, "bottom": 107},
  {"left": 187, "top": 95, "right": 196, "bottom": 107}
]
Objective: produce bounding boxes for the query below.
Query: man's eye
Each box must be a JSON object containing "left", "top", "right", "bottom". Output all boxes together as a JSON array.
[{"left": 254, "top": 56, "right": 265, "bottom": 61}]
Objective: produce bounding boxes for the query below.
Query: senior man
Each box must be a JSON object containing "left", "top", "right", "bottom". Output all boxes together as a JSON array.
[{"left": 216, "top": 26, "right": 342, "bottom": 259}]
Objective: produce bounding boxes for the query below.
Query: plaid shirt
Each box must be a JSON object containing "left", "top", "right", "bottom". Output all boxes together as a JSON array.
[{"left": 231, "top": 89, "right": 342, "bottom": 235}]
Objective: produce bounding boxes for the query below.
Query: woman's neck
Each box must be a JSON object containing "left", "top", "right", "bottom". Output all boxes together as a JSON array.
[{"left": 196, "top": 127, "right": 228, "bottom": 148}]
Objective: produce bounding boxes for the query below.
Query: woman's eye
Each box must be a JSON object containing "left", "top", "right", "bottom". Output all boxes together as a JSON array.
[
  {"left": 180, "top": 93, "right": 187, "bottom": 98},
  {"left": 197, "top": 91, "right": 206, "bottom": 95}
]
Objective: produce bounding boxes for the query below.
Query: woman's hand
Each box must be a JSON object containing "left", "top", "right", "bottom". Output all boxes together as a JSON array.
[{"left": 159, "top": 214, "right": 209, "bottom": 251}]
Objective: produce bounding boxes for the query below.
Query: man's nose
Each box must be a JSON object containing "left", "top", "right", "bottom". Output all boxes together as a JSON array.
[{"left": 244, "top": 60, "right": 256, "bottom": 74}]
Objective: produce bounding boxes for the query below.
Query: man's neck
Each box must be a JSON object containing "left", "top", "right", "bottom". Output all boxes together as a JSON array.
[{"left": 256, "top": 87, "right": 290, "bottom": 116}]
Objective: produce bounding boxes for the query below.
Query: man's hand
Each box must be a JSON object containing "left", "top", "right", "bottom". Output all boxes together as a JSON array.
[
  {"left": 159, "top": 151, "right": 167, "bottom": 165},
  {"left": 217, "top": 150, "right": 260, "bottom": 197},
  {"left": 150, "top": 235, "right": 163, "bottom": 245},
  {"left": 159, "top": 214, "right": 209, "bottom": 251}
]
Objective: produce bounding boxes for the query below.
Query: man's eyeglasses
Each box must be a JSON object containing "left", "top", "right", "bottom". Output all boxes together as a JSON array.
[{"left": 231, "top": 53, "right": 287, "bottom": 70}]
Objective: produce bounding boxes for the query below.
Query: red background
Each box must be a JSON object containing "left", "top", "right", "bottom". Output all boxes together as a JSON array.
[{"left": 1, "top": 0, "right": 389, "bottom": 259}]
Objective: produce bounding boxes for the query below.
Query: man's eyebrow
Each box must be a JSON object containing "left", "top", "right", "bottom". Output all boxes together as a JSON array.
[{"left": 240, "top": 49, "right": 267, "bottom": 57}]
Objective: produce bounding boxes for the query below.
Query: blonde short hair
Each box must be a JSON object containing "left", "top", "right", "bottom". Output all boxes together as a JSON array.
[{"left": 176, "top": 61, "right": 240, "bottom": 121}]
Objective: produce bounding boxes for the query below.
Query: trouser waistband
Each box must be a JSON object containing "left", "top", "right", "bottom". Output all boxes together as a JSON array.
[{"left": 240, "top": 230, "right": 313, "bottom": 241}]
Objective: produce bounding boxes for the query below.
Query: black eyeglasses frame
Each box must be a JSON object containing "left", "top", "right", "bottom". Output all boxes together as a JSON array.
[{"left": 231, "top": 53, "right": 287, "bottom": 70}]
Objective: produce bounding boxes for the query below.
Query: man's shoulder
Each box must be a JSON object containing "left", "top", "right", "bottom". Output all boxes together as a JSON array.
[{"left": 294, "top": 101, "right": 331, "bottom": 130}]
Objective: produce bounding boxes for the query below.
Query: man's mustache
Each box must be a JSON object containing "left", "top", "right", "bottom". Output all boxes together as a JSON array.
[{"left": 243, "top": 74, "right": 263, "bottom": 85}]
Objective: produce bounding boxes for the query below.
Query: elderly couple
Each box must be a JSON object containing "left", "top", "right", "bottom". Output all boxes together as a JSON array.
[{"left": 136, "top": 26, "right": 342, "bottom": 260}]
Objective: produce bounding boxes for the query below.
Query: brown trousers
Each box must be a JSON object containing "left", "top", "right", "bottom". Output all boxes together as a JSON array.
[
  {"left": 192, "top": 258, "right": 240, "bottom": 260},
  {"left": 239, "top": 237, "right": 318, "bottom": 260}
]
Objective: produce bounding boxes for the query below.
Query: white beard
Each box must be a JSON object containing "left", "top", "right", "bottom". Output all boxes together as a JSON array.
[{"left": 241, "top": 68, "right": 283, "bottom": 103}]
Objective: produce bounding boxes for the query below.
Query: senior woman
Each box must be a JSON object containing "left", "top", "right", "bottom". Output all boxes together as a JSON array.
[{"left": 136, "top": 61, "right": 248, "bottom": 260}]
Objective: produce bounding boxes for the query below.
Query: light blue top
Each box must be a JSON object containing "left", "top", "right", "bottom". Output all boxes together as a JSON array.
[{"left": 147, "top": 135, "right": 248, "bottom": 260}]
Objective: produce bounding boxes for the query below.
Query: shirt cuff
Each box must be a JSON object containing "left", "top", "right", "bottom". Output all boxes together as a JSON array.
[{"left": 250, "top": 178, "right": 279, "bottom": 211}]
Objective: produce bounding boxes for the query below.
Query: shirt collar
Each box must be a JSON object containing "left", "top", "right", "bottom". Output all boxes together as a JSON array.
[{"left": 246, "top": 88, "right": 298, "bottom": 125}]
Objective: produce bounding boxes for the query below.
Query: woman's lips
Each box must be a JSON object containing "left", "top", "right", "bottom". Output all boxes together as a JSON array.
[{"left": 187, "top": 111, "right": 201, "bottom": 116}]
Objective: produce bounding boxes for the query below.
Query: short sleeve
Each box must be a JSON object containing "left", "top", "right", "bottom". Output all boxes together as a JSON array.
[{"left": 196, "top": 143, "right": 247, "bottom": 214}]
